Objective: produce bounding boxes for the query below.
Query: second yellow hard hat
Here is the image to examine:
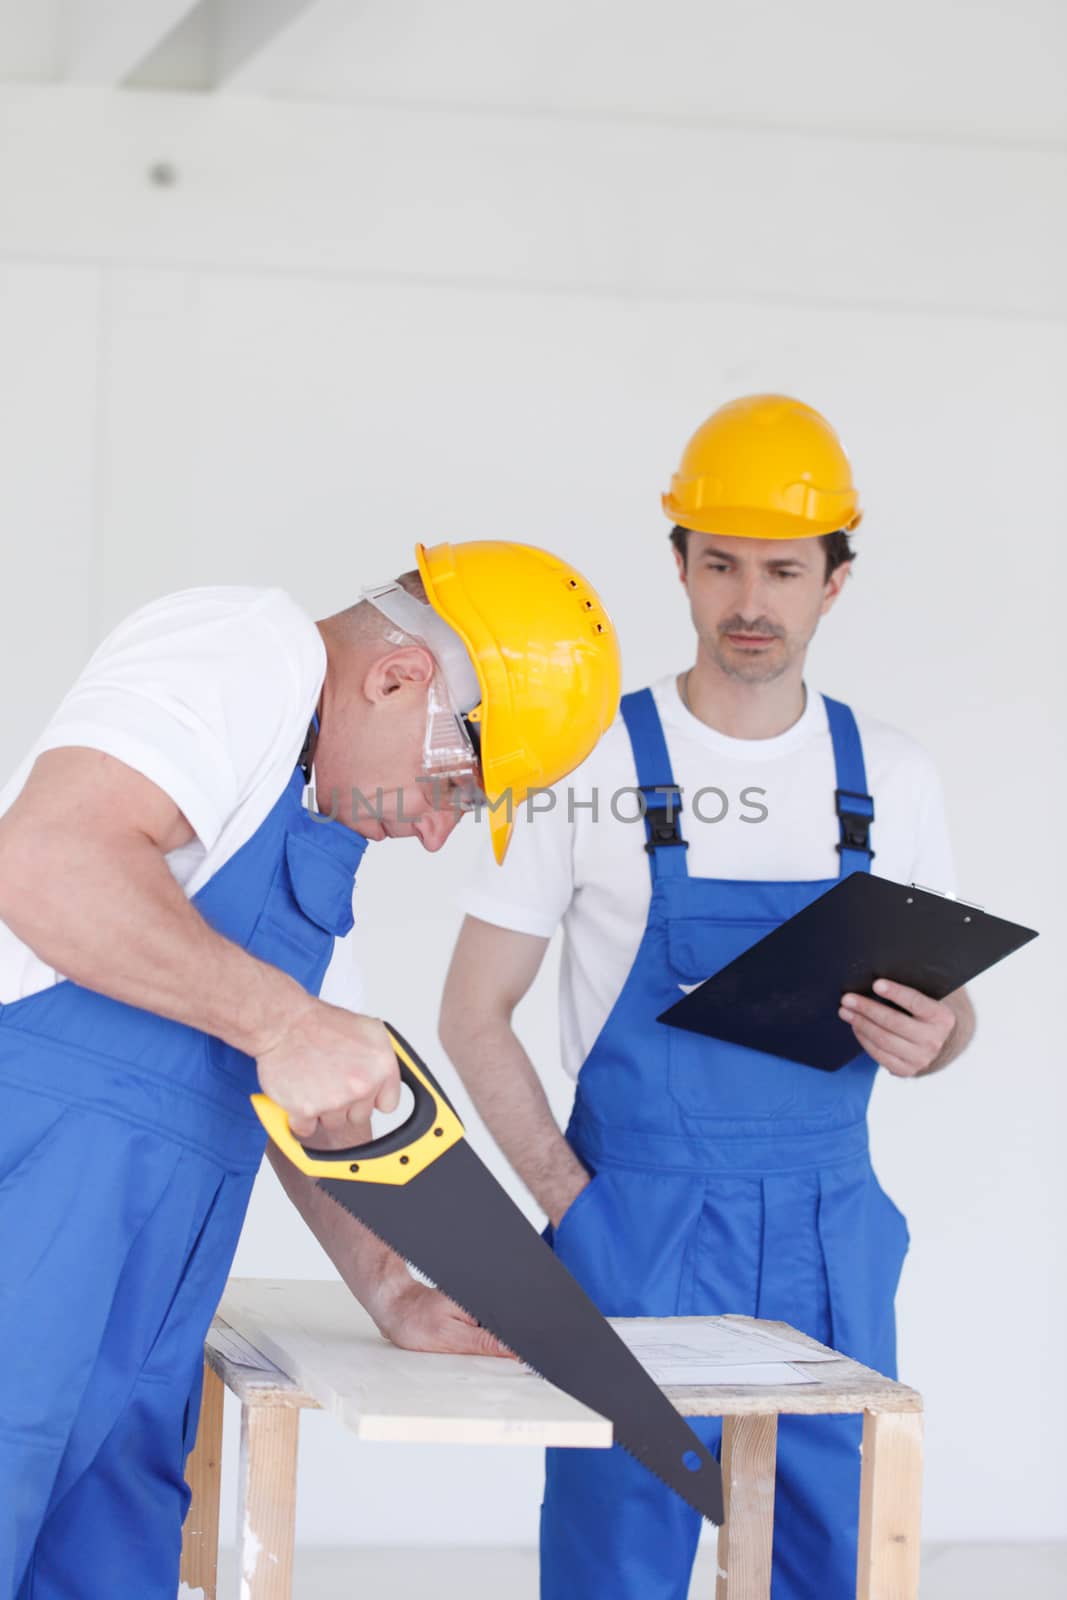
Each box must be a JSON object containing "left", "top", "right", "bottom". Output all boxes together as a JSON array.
[{"left": 663, "top": 394, "right": 862, "bottom": 541}]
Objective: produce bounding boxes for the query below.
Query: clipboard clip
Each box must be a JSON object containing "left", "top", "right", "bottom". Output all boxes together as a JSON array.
[{"left": 909, "top": 882, "right": 987, "bottom": 913}]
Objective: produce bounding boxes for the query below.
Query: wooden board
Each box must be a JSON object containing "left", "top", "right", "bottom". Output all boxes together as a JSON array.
[
  {"left": 218, "top": 1279, "right": 613, "bottom": 1447},
  {"left": 206, "top": 1319, "right": 318, "bottom": 1411},
  {"left": 217, "top": 1283, "right": 921, "bottom": 1442}
]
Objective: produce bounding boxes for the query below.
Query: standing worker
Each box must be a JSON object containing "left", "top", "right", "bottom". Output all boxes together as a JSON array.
[
  {"left": 440, "top": 396, "right": 976, "bottom": 1599},
  {"left": 0, "top": 540, "right": 620, "bottom": 1599}
]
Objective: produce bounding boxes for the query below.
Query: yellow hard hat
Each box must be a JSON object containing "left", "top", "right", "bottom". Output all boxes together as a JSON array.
[
  {"left": 662, "top": 394, "right": 862, "bottom": 541},
  {"left": 416, "top": 541, "right": 622, "bottom": 863}
]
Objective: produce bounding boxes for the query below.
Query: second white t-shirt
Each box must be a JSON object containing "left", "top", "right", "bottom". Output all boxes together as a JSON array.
[{"left": 460, "top": 674, "right": 957, "bottom": 1081}]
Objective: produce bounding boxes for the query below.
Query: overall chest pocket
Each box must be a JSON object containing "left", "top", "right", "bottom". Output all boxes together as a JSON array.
[
  {"left": 206, "top": 829, "right": 359, "bottom": 1094},
  {"left": 664, "top": 917, "right": 806, "bottom": 1120},
  {"left": 246, "top": 830, "right": 357, "bottom": 988}
]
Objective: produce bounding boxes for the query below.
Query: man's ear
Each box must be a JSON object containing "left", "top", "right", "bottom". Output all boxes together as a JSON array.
[
  {"left": 673, "top": 546, "right": 688, "bottom": 588},
  {"left": 363, "top": 645, "right": 436, "bottom": 703},
  {"left": 819, "top": 560, "right": 852, "bottom": 617}
]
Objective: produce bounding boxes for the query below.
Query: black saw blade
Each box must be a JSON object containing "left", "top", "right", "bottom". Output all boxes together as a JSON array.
[{"left": 320, "top": 1139, "right": 724, "bottom": 1524}]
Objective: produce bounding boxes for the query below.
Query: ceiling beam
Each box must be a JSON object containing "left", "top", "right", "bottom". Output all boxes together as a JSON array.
[
  {"left": 62, "top": 0, "right": 205, "bottom": 85},
  {"left": 210, "top": 0, "right": 339, "bottom": 94}
]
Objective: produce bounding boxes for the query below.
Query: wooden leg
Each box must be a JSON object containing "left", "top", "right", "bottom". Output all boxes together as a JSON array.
[
  {"left": 181, "top": 1360, "right": 224, "bottom": 1600},
  {"left": 236, "top": 1404, "right": 300, "bottom": 1600},
  {"left": 856, "top": 1410, "right": 924, "bottom": 1600},
  {"left": 715, "top": 1413, "right": 777, "bottom": 1600}
]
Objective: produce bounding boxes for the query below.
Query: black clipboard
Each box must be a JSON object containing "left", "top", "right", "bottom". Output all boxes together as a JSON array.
[{"left": 657, "top": 874, "right": 1038, "bottom": 1071}]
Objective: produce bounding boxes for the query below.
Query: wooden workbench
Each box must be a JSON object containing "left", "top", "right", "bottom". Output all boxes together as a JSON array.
[{"left": 180, "top": 1278, "right": 923, "bottom": 1600}]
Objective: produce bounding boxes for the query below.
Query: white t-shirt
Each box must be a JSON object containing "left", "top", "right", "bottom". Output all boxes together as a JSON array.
[
  {"left": 0, "top": 586, "right": 363, "bottom": 1007},
  {"left": 459, "top": 674, "right": 957, "bottom": 1081}
]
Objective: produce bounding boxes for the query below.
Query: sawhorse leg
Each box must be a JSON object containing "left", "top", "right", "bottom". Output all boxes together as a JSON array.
[
  {"left": 856, "top": 1409, "right": 924, "bottom": 1600},
  {"left": 181, "top": 1361, "right": 224, "bottom": 1599},
  {"left": 235, "top": 1402, "right": 301, "bottom": 1600},
  {"left": 715, "top": 1413, "right": 778, "bottom": 1600}
]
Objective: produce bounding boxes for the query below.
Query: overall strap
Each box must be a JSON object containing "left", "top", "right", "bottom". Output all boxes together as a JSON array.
[
  {"left": 619, "top": 689, "right": 689, "bottom": 883},
  {"left": 823, "top": 694, "right": 874, "bottom": 877},
  {"left": 298, "top": 708, "right": 321, "bottom": 783}
]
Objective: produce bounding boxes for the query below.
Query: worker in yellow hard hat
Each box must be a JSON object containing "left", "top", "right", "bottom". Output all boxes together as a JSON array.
[
  {"left": 0, "top": 541, "right": 620, "bottom": 1596},
  {"left": 443, "top": 396, "right": 976, "bottom": 1600}
]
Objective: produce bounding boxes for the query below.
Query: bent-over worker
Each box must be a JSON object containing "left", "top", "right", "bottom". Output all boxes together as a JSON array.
[{"left": 0, "top": 540, "right": 620, "bottom": 1598}]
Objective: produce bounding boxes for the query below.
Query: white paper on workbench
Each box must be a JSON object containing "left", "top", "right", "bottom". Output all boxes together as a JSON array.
[
  {"left": 608, "top": 1319, "right": 835, "bottom": 1381},
  {"left": 645, "top": 1359, "right": 816, "bottom": 1386},
  {"left": 521, "top": 1319, "right": 832, "bottom": 1386}
]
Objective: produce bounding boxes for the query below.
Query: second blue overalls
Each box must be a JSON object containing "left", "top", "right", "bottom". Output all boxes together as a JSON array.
[{"left": 541, "top": 689, "right": 910, "bottom": 1600}]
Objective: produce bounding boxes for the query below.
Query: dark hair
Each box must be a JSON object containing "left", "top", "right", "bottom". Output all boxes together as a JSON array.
[{"left": 669, "top": 525, "right": 855, "bottom": 581}]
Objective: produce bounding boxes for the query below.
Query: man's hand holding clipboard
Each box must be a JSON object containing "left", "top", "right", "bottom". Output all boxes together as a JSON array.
[
  {"left": 838, "top": 977, "right": 962, "bottom": 1078},
  {"left": 658, "top": 875, "right": 1037, "bottom": 1073}
]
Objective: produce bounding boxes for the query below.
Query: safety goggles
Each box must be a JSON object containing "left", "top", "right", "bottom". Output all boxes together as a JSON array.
[
  {"left": 361, "top": 582, "right": 487, "bottom": 813},
  {"left": 421, "top": 671, "right": 487, "bottom": 812}
]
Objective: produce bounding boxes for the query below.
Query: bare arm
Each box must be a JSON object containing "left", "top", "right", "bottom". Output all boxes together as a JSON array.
[
  {"left": 266, "top": 1142, "right": 510, "bottom": 1356},
  {"left": 439, "top": 914, "right": 590, "bottom": 1227},
  {"left": 0, "top": 748, "right": 399, "bottom": 1137},
  {"left": 0, "top": 748, "right": 505, "bottom": 1352}
]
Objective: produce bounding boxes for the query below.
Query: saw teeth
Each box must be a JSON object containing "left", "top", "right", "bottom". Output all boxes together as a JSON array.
[{"left": 319, "top": 1186, "right": 722, "bottom": 1525}]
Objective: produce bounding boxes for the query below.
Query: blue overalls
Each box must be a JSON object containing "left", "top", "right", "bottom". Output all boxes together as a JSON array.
[
  {"left": 541, "top": 689, "right": 910, "bottom": 1600},
  {"left": 0, "top": 749, "right": 366, "bottom": 1598}
]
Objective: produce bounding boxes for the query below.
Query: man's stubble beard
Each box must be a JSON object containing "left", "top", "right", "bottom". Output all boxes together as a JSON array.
[{"left": 702, "top": 635, "right": 796, "bottom": 686}]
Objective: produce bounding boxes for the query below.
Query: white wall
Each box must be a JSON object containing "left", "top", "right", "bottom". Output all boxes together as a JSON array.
[{"left": 0, "top": 83, "right": 1064, "bottom": 1547}]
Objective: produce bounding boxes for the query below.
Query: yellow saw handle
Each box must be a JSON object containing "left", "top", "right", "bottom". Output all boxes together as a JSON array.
[{"left": 251, "top": 1024, "right": 464, "bottom": 1185}]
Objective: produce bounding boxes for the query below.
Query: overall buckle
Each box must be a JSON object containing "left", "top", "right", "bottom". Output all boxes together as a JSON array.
[
  {"left": 641, "top": 786, "right": 688, "bottom": 854},
  {"left": 835, "top": 788, "right": 875, "bottom": 858}
]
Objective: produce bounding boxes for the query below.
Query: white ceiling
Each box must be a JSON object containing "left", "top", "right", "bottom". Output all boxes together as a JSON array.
[{"left": 1, "top": 0, "right": 1064, "bottom": 143}]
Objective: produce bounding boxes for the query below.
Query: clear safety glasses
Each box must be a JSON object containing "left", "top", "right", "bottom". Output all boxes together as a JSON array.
[
  {"left": 422, "top": 672, "right": 487, "bottom": 812},
  {"left": 360, "top": 582, "right": 488, "bottom": 813}
]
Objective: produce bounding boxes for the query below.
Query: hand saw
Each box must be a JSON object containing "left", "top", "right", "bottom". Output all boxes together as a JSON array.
[{"left": 251, "top": 1023, "right": 723, "bottom": 1524}]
